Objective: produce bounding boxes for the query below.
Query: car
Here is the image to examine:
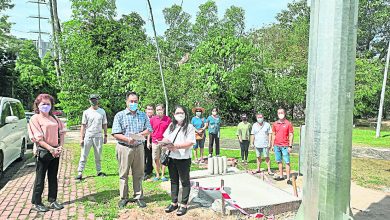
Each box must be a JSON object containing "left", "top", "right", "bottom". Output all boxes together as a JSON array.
[
  {"left": 25, "top": 112, "right": 35, "bottom": 148},
  {"left": 0, "top": 97, "right": 28, "bottom": 179}
]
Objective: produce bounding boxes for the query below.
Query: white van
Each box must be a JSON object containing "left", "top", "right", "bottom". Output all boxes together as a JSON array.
[{"left": 0, "top": 97, "right": 27, "bottom": 178}]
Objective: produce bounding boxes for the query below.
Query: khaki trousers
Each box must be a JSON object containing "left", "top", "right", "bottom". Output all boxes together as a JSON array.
[{"left": 116, "top": 143, "right": 144, "bottom": 200}]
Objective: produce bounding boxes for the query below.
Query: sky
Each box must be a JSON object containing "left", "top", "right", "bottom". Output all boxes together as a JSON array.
[{"left": 6, "top": 0, "right": 294, "bottom": 42}]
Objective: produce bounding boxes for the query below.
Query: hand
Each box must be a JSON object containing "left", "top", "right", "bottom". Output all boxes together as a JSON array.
[
  {"left": 104, "top": 136, "right": 107, "bottom": 144},
  {"left": 50, "top": 147, "right": 58, "bottom": 157},
  {"left": 127, "top": 137, "right": 135, "bottom": 145},
  {"left": 271, "top": 146, "right": 274, "bottom": 152},
  {"left": 288, "top": 147, "right": 292, "bottom": 154},
  {"left": 148, "top": 144, "right": 152, "bottom": 149},
  {"left": 167, "top": 144, "right": 178, "bottom": 152},
  {"left": 251, "top": 144, "right": 255, "bottom": 148},
  {"left": 80, "top": 140, "right": 84, "bottom": 147},
  {"left": 239, "top": 138, "right": 242, "bottom": 143},
  {"left": 56, "top": 146, "right": 63, "bottom": 157}
]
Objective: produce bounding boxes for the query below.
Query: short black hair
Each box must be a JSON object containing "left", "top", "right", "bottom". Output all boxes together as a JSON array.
[{"left": 126, "top": 91, "right": 138, "bottom": 99}]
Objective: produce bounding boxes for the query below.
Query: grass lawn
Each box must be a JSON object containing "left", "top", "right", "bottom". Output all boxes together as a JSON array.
[
  {"left": 351, "top": 158, "right": 390, "bottom": 190},
  {"left": 220, "top": 126, "right": 390, "bottom": 148}
]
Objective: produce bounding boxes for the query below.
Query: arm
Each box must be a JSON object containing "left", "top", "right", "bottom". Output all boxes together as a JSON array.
[
  {"left": 268, "top": 133, "right": 272, "bottom": 149},
  {"left": 80, "top": 124, "right": 86, "bottom": 145},
  {"left": 113, "top": 133, "right": 135, "bottom": 144},
  {"left": 250, "top": 135, "right": 254, "bottom": 147},
  {"left": 103, "top": 124, "right": 108, "bottom": 144},
  {"left": 111, "top": 112, "right": 135, "bottom": 145}
]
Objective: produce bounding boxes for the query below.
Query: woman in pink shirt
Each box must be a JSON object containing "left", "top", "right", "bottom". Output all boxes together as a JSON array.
[{"left": 28, "top": 94, "right": 66, "bottom": 212}]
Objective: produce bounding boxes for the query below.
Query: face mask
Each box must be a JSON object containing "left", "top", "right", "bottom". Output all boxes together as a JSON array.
[
  {"left": 196, "top": 112, "right": 202, "bottom": 117},
  {"left": 129, "top": 103, "right": 138, "bottom": 111},
  {"left": 257, "top": 118, "right": 264, "bottom": 123},
  {"left": 212, "top": 111, "right": 217, "bottom": 116},
  {"left": 278, "top": 114, "right": 285, "bottom": 120},
  {"left": 174, "top": 114, "right": 185, "bottom": 122},
  {"left": 156, "top": 110, "right": 164, "bottom": 116},
  {"left": 89, "top": 99, "right": 98, "bottom": 106},
  {"left": 39, "top": 104, "right": 51, "bottom": 113}
]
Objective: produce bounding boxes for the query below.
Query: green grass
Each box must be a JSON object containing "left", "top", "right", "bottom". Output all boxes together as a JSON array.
[
  {"left": 351, "top": 158, "right": 390, "bottom": 190},
  {"left": 70, "top": 144, "right": 298, "bottom": 219},
  {"left": 220, "top": 126, "right": 390, "bottom": 148}
]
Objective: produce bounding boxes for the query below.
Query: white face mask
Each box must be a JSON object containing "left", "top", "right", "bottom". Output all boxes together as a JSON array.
[
  {"left": 278, "top": 114, "right": 285, "bottom": 120},
  {"left": 257, "top": 118, "right": 264, "bottom": 123},
  {"left": 156, "top": 110, "right": 164, "bottom": 116},
  {"left": 174, "top": 114, "right": 185, "bottom": 122},
  {"left": 196, "top": 112, "right": 202, "bottom": 117}
]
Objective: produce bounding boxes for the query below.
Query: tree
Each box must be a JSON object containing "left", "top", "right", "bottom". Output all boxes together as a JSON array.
[
  {"left": 357, "top": 0, "right": 390, "bottom": 59},
  {"left": 192, "top": 0, "right": 219, "bottom": 45}
]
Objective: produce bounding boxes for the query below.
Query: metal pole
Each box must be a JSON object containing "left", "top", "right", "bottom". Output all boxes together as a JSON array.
[
  {"left": 221, "top": 179, "right": 225, "bottom": 215},
  {"left": 146, "top": 0, "right": 169, "bottom": 115},
  {"left": 375, "top": 41, "right": 390, "bottom": 138}
]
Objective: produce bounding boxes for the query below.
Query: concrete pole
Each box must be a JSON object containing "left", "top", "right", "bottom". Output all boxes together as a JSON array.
[
  {"left": 375, "top": 41, "right": 390, "bottom": 138},
  {"left": 296, "top": 0, "right": 359, "bottom": 220}
]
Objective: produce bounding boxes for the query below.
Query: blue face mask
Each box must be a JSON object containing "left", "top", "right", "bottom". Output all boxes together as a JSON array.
[{"left": 129, "top": 103, "right": 138, "bottom": 111}]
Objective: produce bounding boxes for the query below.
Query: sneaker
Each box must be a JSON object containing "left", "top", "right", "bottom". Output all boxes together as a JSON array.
[
  {"left": 49, "top": 201, "right": 64, "bottom": 210},
  {"left": 136, "top": 199, "right": 147, "bottom": 208},
  {"left": 152, "top": 177, "right": 159, "bottom": 182},
  {"left": 118, "top": 199, "right": 128, "bottom": 208},
  {"left": 287, "top": 179, "right": 292, "bottom": 185},
  {"left": 208, "top": 154, "right": 212, "bottom": 158},
  {"left": 143, "top": 174, "right": 151, "bottom": 181},
  {"left": 75, "top": 174, "right": 82, "bottom": 181},
  {"left": 32, "top": 204, "right": 49, "bottom": 212},
  {"left": 273, "top": 175, "right": 285, "bottom": 181},
  {"left": 97, "top": 172, "right": 106, "bottom": 177},
  {"left": 161, "top": 176, "right": 168, "bottom": 182}
]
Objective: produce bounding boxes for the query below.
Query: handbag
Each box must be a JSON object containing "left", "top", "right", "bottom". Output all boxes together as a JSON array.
[
  {"left": 195, "top": 118, "right": 205, "bottom": 140},
  {"left": 160, "top": 127, "right": 182, "bottom": 166}
]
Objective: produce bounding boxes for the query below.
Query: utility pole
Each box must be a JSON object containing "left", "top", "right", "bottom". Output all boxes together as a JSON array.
[
  {"left": 28, "top": 0, "right": 50, "bottom": 58},
  {"left": 375, "top": 41, "right": 390, "bottom": 138},
  {"left": 296, "top": 0, "right": 359, "bottom": 219},
  {"left": 146, "top": 0, "right": 169, "bottom": 115}
]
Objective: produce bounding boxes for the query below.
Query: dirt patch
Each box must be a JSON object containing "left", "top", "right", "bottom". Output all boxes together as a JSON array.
[{"left": 118, "top": 207, "right": 239, "bottom": 220}]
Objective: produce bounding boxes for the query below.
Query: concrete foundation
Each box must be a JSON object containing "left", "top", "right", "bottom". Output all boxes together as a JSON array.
[{"left": 190, "top": 172, "right": 301, "bottom": 216}]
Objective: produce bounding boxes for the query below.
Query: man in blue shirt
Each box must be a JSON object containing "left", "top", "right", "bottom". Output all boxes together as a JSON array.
[{"left": 112, "top": 92, "right": 153, "bottom": 209}]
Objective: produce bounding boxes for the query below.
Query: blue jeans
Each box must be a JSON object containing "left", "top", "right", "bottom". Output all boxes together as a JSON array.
[{"left": 274, "top": 146, "right": 290, "bottom": 164}]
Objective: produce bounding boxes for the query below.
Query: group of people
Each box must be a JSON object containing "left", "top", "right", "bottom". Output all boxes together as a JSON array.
[
  {"left": 237, "top": 110, "right": 294, "bottom": 185},
  {"left": 27, "top": 92, "right": 294, "bottom": 216}
]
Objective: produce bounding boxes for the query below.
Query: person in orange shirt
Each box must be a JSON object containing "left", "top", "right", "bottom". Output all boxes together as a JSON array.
[
  {"left": 271, "top": 108, "right": 294, "bottom": 185},
  {"left": 28, "top": 94, "right": 66, "bottom": 212}
]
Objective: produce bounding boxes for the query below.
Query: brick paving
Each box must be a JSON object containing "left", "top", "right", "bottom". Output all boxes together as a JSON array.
[{"left": 0, "top": 149, "right": 95, "bottom": 220}]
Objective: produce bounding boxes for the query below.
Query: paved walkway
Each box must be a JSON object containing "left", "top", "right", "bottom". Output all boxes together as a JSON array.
[{"left": 0, "top": 149, "right": 96, "bottom": 220}]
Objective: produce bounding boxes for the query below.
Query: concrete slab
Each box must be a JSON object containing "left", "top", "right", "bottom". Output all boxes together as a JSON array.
[
  {"left": 190, "top": 167, "right": 242, "bottom": 179},
  {"left": 191, "top": 172, "right": 301, "bottom": 216}
]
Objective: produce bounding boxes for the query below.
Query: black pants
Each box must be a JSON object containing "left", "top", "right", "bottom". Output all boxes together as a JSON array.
[
  {"left": 32, "top": 156, "right": 59, "bottom": 205},
  {"left": 240, "top": 140, "right": 250, "bottom": 161},
  {"left": 208, "top": 133, "right": 220, "bottom": 156},
  {"left": 168, "top": 158, "right": 191, "bottom": 204},
  {"left": 144, "top": 141, "right": 153, "bottom": 176}
]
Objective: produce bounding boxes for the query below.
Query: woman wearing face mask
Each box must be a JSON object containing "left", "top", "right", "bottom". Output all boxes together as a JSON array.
[
  {"left": 206, "top": 108, "right": 221, "bottom": 157},
  {"left": 191, "top": 106, "right": 207, "bottom": 163},
  {"left": 28, "top": 94, "right": 66, "bottom": 212},
  {"left": 236, "top": 114, "right": 252, "bottom": 164},
  {"left": 160, "top": 105, "right": 196, "bottom": 216}
]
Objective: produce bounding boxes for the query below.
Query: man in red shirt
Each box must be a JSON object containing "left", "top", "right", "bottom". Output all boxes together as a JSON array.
[
  {"left": 150, "top": 104, "right": 171, "bottom": 181},
  {"left": 271, "top": 108, "right": 294, "bottom": 185}
]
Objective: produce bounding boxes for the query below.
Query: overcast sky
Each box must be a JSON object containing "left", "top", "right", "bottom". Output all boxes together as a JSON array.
[{"left": 6, "top": 0, "right": 294, "bottom": 41}]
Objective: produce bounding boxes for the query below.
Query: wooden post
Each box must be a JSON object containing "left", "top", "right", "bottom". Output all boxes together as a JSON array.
[
  {"left": 292, "top": 175, "right": 298, "bottom": 197},
  {"left": 221, "top": 179, "right": 225, "bottom": 215}
]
